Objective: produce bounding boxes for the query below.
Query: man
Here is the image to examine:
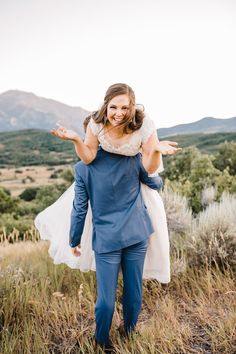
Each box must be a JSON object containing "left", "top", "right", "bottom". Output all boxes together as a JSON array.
[{"left": 69, "top": 147, "right": 162, "bottom": 352}]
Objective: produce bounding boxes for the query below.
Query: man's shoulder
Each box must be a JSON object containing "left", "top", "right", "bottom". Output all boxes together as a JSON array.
[
  {"left": 74, "top": 150, "right": 142, "bottom": 172},
  {"left": 74, "top": 161, "right": 87, "bottom": 175}
]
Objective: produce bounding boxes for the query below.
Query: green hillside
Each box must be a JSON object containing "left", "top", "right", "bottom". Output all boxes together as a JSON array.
[
  {"left": 0, "top": 129, "right": 78, "bottom": 167},
  {"left": 0, "top": 129, "right": 236, "bottom": 167}
]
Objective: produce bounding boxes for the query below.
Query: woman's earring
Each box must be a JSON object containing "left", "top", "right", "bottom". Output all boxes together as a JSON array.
[{"left": 132, "top": 114, "right": 136, "bottom": 125}]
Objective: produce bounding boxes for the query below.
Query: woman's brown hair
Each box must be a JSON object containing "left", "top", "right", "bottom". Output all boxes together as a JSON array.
[{"left": 88, "top": 83, "right": 145, "bottom": 134}]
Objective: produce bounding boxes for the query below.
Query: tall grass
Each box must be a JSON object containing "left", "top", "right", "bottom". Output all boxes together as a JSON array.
[
  {"left": 1, "top": 242, "right": 235, "bottom": 353},
  {"left": 1, "top": 191, "right": 236, "bottom": 353},
  {"left": 0, "top": 226, "right": 40, "bottom": 244}
]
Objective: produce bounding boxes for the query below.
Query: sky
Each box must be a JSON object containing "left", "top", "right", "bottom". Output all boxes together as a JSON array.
[{"left": 0, "top": 0, "right": 235, "bottom": 128}]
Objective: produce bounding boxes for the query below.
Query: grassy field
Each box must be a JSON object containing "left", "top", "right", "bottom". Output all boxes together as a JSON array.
[
  {"left": 1, "top": 133, "right": 236, "bottom": 353},
  {"left": 0, "top": 241, "right": 235, "bottom": 354},
  {"left": 0, "top": 165, "right": 67, "bottom": 196}
]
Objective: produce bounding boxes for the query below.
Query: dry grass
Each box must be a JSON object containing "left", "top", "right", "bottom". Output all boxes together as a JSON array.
[
  {"left": 161, "top": 188, "right": 192, "bottom": 235},
  {"left": 0, "top": 227, "right": 40, "bottom": 244},
  {"left": 0, "top": 165, "right": 66, "bottom": 196},
  {"left": 1, "top": 241, "right": 235, "bottom": 354},
  {"left": 189, "top": 193, "right": 236, "bottom": 271}
]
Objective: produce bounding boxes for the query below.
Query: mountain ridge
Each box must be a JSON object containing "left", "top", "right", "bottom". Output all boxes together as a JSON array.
[
  {"left": 0, "top": 90, "right": 235, "bottom": 137},
  {"left": 0, "top": 90, "right": 89, "bottom": 136},
  {"left": 157, "top": 116, "right": 236, "bottom": 137}
]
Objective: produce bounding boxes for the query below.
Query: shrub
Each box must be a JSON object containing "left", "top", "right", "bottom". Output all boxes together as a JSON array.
[
  {"left": 187, "top": 193, "right": 236, "bottom": 271},
  {"left": 0, "top": 188, "right": 18, "bottom": 213},
  {"left": 201, "top": 186, "right": 217, "bottom": 207},
  {"left": 15, "top": 183, "right": 69, "bottom": 217},
  {"left": 0, "top": 213, "right": 33, "bottom": 240},
  {"left": 19, "top": 187, "right": 39, "bottom": 201},
  {"left": 35, "top": 183, "right": 68, "bottom": 211},
  {"left": 60, "top": 168, "right": 74, "bottom": 183},
  {"left": 22, "top": 176, "right": 35, "bottom": 184},
  {"left": 163, "top": 148, "right": 222, "bottom": 213},
  {"left": 15, "top": 200, "right": 40, "bottom": 217},
  {"left": 213, "top": 141, "right": 236, "bottom": 175},
  {"left": 49, "top": 171, "right": 59, "bottom": 179},
  {"left": 161, "top": 187, "right": 192, "bottom": 234},
  {"left": 214, "top": 168, "right": 236, "bottom": 198},
  {"left": 163, "top": 147, "right": 200, "bottom": 182}
]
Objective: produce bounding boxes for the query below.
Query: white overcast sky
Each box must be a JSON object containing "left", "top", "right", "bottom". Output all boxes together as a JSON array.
[{"left": 0, "top": 0, "right": 235, "bottom": 128}]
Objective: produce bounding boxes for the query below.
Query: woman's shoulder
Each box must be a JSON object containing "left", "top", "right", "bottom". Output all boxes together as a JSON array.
[
  {"left": 139, "top": 114, "right": 156, "bottom": 143},
  {"left": 88, "top": 118, "right": 103, "bottom": 136}
]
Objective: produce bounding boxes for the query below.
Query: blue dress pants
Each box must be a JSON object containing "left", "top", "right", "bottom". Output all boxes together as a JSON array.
[{"left": 94, "top": 239, "right": 148, "bottom": 345}]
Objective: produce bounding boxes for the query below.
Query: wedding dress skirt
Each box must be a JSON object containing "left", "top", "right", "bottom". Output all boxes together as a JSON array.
[{"left": 35, "top": 183, "right": 170, "bottom": 283}]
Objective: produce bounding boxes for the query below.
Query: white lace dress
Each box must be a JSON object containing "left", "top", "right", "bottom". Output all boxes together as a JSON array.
[{"left": 35, "top": 116, "right": 170, "bottom": 283}]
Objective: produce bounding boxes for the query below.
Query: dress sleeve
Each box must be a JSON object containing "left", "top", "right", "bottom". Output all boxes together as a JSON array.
[
  {"left": 141, "top": 115, "right": 156, "bottom": 144},
  {"left": 88, "top": 118, "right": 102, "bottom": 136}
]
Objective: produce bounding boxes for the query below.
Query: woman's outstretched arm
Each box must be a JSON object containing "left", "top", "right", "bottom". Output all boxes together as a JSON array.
[
  {"left": 141, "top": 132, "right": 182, "bottom": 174},
  {"left": 51, "top": 125, "right": 99, "bottom": 164}
]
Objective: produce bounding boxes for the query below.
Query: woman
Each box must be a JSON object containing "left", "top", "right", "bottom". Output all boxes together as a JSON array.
[{"left": 35, "top": 83, "right": 181, "bottom": 283}]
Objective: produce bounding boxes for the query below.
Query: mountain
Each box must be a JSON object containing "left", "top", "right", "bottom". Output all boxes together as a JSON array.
[
  {"left": 0, "top": 90, "right": 90, "bottom": 136},
  {"left": 0, "top": 90, "right": 235, "bottom": 137},
  {"left": 157, "top": 117, "right": 236, "bottom": 138}
]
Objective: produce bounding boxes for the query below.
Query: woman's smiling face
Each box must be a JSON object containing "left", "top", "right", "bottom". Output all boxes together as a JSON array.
[{"left": 106, "top": 94, "right": 130, "bottom": 127}]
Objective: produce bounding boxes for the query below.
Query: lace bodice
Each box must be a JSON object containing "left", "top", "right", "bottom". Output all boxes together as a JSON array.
[{"left": 88, "top": 115, "right": 164, "bottom": 172}]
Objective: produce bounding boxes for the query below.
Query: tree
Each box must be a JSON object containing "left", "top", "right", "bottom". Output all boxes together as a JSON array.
[
  {"left": 19, "top": 187, "right": 39, "bottom": 201},
  {"left": 163, "top": 149, "right": 222, "bottom": 214},
  {"left": 162, "top": 147, "right": 200, "bottom": 182},
  {"left": 35, "top": 184, "right": 68, "bottom": 210},
  {"left": 213, "top": 142, "right": 236, "bottom": 175},
  {"left": 0, "top": 187, "right": 17, "bottom": 213}
]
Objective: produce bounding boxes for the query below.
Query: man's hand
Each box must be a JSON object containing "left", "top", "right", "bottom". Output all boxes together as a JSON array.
[{"left": 71, "top": 245, "right": 81, "bottom": 257}]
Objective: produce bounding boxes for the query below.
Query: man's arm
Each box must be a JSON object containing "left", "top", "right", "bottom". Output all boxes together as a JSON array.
[
  {"left": 69, "top": 165, "right": 89, "bottom": 249},
  {"left": 138, "top": 154, "right": 163, "bottom": 191}
]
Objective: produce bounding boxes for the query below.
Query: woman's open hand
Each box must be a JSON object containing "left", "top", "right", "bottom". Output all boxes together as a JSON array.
[
  {"left": 155, "top": 141, "right": 182, "bottom": 155},
  {"left": 51, "top": 125, "right": 79, "bottom": 141}
]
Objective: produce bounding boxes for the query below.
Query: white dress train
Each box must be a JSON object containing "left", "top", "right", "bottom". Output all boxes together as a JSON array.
[
  {"left": 35, "top": 182, "right": 170, "bottom": 283},
  {"left": 35, "top": 115, "right": 171, "bottom": 283}
]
